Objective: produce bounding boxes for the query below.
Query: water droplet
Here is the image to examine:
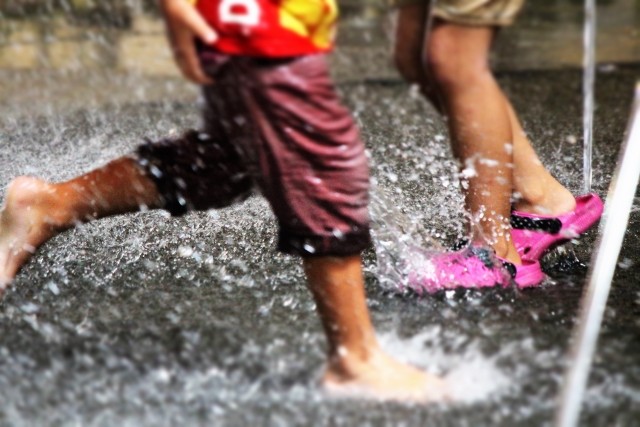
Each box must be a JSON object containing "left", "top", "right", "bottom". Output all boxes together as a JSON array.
[
  {"left": 178, "top": 246, "right": 194, "bottom": 257},
  {"left": 618, "top": 258, "right": 633, "bottom": 269},
  {"left": 149, "top": 165, "right": 163, "bottom": 178},
  {"left": 175, "top": 178, "right": 187, "bottom": 189},
  {"left": 20, "top": 303, "right": 39, "bottom": 314},
  {"left": 479, "top": 157, "right": 499, "bottom": 167},
  {"left": 282, "top": 296, "right": 294, "bottom": 307},
  {"left": 46, "top": 281, "right": 60, "bottom": 295},
  {"left": 307, "top": 176, "right": 322, "bottom": 185}
]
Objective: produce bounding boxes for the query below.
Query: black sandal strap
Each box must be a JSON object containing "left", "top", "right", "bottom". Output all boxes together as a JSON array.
[
  {"left": 501, "top": 260, "right": 517, "bottom": 279},
  {"left": 510, "top": 214, "right": 562, "bottom": 233}
]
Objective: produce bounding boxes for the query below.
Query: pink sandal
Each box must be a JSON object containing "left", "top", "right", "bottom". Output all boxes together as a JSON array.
[
  {"left": 406, "top": 245, "right": 545, "bottom": 292},
  {"left": 511, "top": 193, "right": 604, "bottom": 261},
  {"left": 498, "top": 256, "right": 546, "bottom": 288}
]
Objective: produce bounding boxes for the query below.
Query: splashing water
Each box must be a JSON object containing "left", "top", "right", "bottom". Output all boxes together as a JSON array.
[
  {"left": 370, "top": 183, "right": 445, "bottom": 293},
  {"left": 1, "top": 22, "right": 639, "bottom": 423},
  {"left": 370, "top": 181, "right": 509, "bottom": 294},
  {"left": 378, "top": 327, "right": 513, "bottom": 404}
]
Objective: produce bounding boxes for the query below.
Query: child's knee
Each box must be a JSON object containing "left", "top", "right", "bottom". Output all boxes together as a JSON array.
[
  {"left": 426, "top": 28, "right": 494, "bottom": 93},
  {"left": 427, "top": 48, "right": 492, "bottom": 94}
]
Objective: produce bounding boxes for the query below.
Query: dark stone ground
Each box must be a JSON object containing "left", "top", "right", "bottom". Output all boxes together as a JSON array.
[{"left": 0, "top": 63, "right": 639, "bottom": 426}]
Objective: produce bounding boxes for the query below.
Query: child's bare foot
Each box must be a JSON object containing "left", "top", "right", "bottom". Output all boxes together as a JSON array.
[
  {"left": 514, "top": 180, "right": 576, "bottom": 216},
  {"left": 322, "top": 348, "right": 449, "bottom": 403},
  {"left": 0, "top": 177, "right": 67, "bottom": 292}
]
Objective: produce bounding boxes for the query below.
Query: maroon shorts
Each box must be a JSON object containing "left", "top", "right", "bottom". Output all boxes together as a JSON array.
[{"left": 135, "top": 53, "right": 371, "bottom": 257}]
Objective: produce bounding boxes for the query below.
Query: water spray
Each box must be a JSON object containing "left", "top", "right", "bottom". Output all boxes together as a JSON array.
[
  {"left": 555, "top": 82, "right": 640, "bottom": 427},
  {"left": 582, "top": 0, "right": 596, "bottom": 194}
]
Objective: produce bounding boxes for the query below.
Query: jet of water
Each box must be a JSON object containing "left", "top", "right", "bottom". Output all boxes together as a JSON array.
[
  {"left": 555, "top": 82, "right": 640, "bottom": 427},
  {"left": 582, "top": 0, "right": 596, "bottom": 194}
]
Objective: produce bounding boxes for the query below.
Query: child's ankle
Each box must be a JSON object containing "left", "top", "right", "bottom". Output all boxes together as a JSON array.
[
  {"left": 515, "top": 181, "right": 576, "bottom": 216},
  {"left": 490, "top": 237, "right": 521, "bottom": 264},
  {"left": 9, "top": 178, "right": 74, "bottom": 228},
  {"left": 326, "top": 344, "right": 381, "bottom": 381}
]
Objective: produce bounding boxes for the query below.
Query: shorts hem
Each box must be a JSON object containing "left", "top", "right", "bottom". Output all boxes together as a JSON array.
[
  {"left": 432, "top": 11, "right": 517, "bottom": 26},
  {"left": 133, "top": 149, "right": 191, "bottom": 217}
]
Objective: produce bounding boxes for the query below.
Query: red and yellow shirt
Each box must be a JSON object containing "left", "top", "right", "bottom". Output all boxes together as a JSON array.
[{"left": 193, "top": 0, "right": 338, "bottom": 57}]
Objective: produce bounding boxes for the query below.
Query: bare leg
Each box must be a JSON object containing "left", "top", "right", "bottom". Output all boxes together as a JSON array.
[
  {"left": 0, "top": 157, "right": 160, "bottom": 289},
  {"left": 396, "top": 12, "right": 513, "bottom": 253},
  {"left": 507, "top": 101, "right": 577, "bottom": 215},
  {"left": 303, "top": 255, "right": 447, "bottom": 402},
  {"left": 426, "top": 23, "right": 519, "bottom": 262},
  {"left": 393, "top": 2, "right": 443, "bottom": 111}
]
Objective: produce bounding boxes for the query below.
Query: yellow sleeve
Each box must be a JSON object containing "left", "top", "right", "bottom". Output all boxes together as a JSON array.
[{"left": 279, "top": 0, "right": 338, "bottom": 49}]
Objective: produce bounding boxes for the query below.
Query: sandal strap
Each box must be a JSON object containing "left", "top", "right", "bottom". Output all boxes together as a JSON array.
[
  {"left": 501, "top": 260, "right": 517, "bottom": 278},
  {"left": 510, "top": 214, "right": 562, "bottom": 233}
]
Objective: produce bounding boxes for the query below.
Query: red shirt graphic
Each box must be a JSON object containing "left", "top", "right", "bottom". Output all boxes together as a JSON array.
[{"left": 194, "top": 0, "right": 338, "bottom": 57}]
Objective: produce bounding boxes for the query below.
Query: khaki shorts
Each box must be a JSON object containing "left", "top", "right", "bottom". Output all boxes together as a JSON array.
[{"left": 392, "top": 0, "right": 525, "bottom": 26}]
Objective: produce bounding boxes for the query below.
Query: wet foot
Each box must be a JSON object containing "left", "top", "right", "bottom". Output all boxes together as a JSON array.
[
  {"left": 322, "top": 349, "right": 449, "bottom": 403},
  {"left": 514, "top": 187, "right": 576, "bottom": 217},
  {"left": 0, "top": 177, "right": 66, "bottom": 292}
]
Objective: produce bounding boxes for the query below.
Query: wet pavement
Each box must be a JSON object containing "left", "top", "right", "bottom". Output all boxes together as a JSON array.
[{"left": 1, "top": 2, "right": 640, "bottom": 426}]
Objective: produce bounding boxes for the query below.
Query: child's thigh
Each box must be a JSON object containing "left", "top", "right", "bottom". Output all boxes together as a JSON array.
[{"left": 243, "top": 55, "right": 371, "bottom": 255}]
